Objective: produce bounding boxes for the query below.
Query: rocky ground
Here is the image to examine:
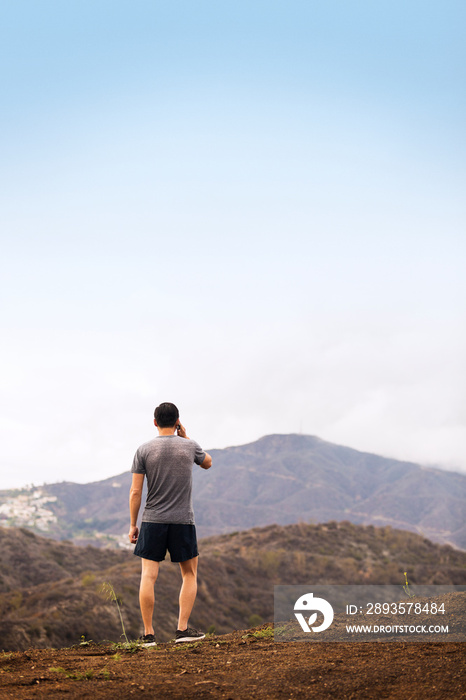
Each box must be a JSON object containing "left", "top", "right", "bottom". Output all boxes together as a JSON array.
[{"left": 0, "top": 626, "right": 464, "bottom": 700}]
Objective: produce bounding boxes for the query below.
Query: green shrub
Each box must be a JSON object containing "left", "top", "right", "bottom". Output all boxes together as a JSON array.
[{"left": 248, "top": 614, "right": 263, "bottom": 627}]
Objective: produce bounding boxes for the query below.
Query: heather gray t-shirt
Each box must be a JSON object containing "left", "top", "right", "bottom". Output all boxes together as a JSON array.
[{"left": 131, "top": 435, "right": 206, "bottom": 524}]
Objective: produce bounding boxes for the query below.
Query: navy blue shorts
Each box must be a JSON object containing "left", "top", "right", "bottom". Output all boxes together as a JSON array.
[{"left": 133, "top": 522, "right": 198, "bottom": 563}]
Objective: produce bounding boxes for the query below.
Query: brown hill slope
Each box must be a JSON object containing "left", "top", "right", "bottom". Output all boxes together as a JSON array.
[
  {"left": 1, "top": 521, "right": 465, "bottom": 652},
  {"left": 0, "top": 434, "right": 464, "bottom": 549},
  {"left": 0, "top": 528, "right": 126, "bottom": 595}
]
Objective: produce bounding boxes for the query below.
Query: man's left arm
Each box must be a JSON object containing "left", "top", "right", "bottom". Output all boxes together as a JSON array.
[
  {"left": 177, "top": 423, "right": 212, "bottom": 469},
  {"left": 200, "top": 452, "right": 212, "bottom": 469},
  {"left": 128, "top": 473, "right": 144, "bottom": 543}
]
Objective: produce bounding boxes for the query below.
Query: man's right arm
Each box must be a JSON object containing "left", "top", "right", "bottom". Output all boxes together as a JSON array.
[{"left": 128, "top": 472, "right": 144, "bottom": 543}]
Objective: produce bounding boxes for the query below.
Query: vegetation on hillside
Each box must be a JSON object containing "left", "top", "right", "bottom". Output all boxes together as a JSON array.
[{"left": 0, "top": 520, "right": 465, "bottom": 651}]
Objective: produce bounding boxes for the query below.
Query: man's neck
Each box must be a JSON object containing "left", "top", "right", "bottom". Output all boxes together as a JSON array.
[{"left": 157, "top": 427, "right": 177, "bottom": 436}]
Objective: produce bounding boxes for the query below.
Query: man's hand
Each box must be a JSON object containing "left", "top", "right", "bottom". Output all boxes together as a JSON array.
[
  {"left": 129, "top": 525, "right": 139, "bottom": 544},
  {"left": 177, "top": 423, "right": 189, "bottom": 439}
]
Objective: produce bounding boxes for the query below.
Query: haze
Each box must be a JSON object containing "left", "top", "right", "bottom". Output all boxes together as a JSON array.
[{"left": 0, "top": 1, "right": 465, "bottom": 489}]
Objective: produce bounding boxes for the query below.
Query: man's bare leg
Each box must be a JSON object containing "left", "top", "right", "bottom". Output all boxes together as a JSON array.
[
  {"left": 139, "top": 558, "right": 159, "bottom": 635},
  {"left": 178, "top": 556, "right": 198, "bottom": 630}
]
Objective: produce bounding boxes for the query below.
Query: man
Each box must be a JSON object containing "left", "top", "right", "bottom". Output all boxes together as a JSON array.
[{"left": 128, "top": 402, "right": 212, "bottom": 646}]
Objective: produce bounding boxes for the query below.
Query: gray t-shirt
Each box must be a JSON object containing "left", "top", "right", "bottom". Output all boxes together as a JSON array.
[{"left": 131, "top": 435, "right": 206, "bottom": 524}]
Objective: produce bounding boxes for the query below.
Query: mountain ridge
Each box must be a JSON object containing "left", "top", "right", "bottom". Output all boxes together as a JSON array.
[{"left": 0, "top": 433, "right": 464, "bottom": 549}]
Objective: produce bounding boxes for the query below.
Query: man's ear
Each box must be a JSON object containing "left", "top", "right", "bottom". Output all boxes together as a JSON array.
[{"left": 154, "top": 419, "right": 158, "bottom": 427}]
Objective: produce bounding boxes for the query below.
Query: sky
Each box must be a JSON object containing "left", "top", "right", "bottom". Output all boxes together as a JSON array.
[{"left": 0, "top": 1, "right": 465, "bottom": 490}]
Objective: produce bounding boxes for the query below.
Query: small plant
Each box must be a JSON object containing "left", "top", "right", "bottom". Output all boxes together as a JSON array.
[
  {"left": 110, "top": 640, "right": 143, "bottom": 653},
  {"left": 252, "top": 626, "right": 274, "bottom": 639},
  {"left": 242, "top": 625, "right": 274, "bottom": 640},
  {"left": 49, "top": 666, "right": 97, "bottom": 681},
  {"left": 173, "top": 641, "right": 202, "bottom": 650},
  {"left": 76, "top": 669, "right": 95, "bottom": 681},
  {"left": 79, "top": 635, "right": 93, "bottom": 646},
  {"left": 248, "top": 614, "right": 264, "bottom": 627},
  {"left": 402, "top": 571, "right": 415, "bottom": 598},
  {"left": 101, "top": 582, "right": 129, "bottom": 644}
]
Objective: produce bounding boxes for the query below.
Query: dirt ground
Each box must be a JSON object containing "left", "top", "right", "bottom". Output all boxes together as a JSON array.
[{"left": 0, "top": 627, "right": 464, "bottom": 700}]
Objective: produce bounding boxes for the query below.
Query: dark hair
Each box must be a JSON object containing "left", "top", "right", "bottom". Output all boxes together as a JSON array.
[{"left": 154, "top": 402, "right": 179, "bottom": 428}]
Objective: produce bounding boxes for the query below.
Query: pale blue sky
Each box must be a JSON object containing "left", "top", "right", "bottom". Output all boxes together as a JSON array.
[{"left": 1, "top": 1, "right": 465, "bottom": 488}]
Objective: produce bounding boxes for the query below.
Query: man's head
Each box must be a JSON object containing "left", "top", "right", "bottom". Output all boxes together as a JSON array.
[{"left": 154, "top": 402, "right": 179, "bottom": 428}]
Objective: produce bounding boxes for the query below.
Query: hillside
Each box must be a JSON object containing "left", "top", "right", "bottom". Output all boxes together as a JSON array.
[
  {"left": 1, "top": 521, "right": 465, "bottom": 652},
  {"left": 0, "top": 434, "right": 465, "bottom": 549},
  {"left": 193, "top": 434, "right": 466, "bottom": 548}
]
